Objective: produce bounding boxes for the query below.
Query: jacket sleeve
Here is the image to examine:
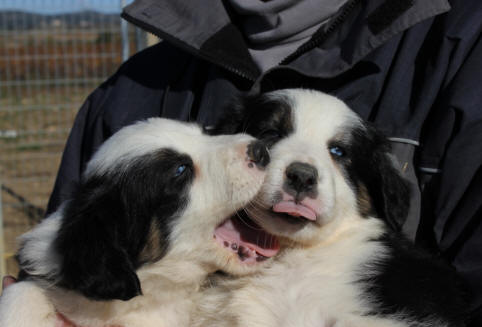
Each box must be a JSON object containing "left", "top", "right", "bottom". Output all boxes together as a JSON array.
[
  {"left": 436, "top": 40, "right": 482, "bottom": 326},
  {"left": 418, "top": 26, "right": 482, "bottom": 326},
  {"left": 45, "top": 41, "right": 190, "bottom": 214},
  {"left": 45, "top": 84, "right": 112, "bottom": 214}
]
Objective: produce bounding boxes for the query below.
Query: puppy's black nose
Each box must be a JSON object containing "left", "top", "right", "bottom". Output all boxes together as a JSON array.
[
  {"left": 285, "top": 162, "right": 318, "bottom": 194},
  {"left": 247, "top": 140, "right": 270, "bottom": 168}
]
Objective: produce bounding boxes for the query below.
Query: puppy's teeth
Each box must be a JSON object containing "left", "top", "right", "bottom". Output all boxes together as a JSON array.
[{"left": 238, "top": 246, "right": 247, "bottom": 260}]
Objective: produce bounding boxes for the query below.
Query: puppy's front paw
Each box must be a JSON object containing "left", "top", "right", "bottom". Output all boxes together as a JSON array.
[{"left": 0, "top": 281, "right": 57, "bottom": 327}]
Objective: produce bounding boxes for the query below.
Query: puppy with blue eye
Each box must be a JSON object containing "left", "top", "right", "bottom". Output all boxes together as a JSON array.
[
  {"left": 195, "top": 89, "right": 467, "bottom": 327},
  {"left": 0, "top": 118, "right": 281, "bottom": 327}
]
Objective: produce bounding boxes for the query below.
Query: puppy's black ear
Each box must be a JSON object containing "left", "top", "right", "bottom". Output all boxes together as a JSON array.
[
  {"left": 210, "top": 92, "right": 294, "bottom": 145},
  {"left": 370, "top": 151, "right": 411, "bottom": 231},
  {"left": 54, "top": 177, "right": 142, "bottom": 301},
  {"left": 209, "top": 94, "right": 251, "bottom": 135},
  {"left": 355, "top": 126, "right": 411, "bottom": 231}
]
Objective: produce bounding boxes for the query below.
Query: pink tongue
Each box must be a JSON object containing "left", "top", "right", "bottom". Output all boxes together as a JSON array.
[
  {"left": 214, "top": 217, "right": 280, "bottom": 257},
  {"left": 272, "top": 201, "right": 317, "bottom": 221}
]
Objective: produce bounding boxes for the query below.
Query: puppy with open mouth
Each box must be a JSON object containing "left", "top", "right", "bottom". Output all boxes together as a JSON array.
[
  {"left": 195, "top": 89, "right": 467, "bottom": 327},
  {"left": 0, "top": 117, "right": 279, "bottom": 327}
]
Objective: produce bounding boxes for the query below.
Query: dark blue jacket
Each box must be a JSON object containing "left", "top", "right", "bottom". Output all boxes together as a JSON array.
[{"left": 47, "top": 0, "right": 482, "bottom": 324}]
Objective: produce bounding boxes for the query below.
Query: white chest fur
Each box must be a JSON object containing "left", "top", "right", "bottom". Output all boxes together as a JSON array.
[{"left": 194, "top": 217, "right": 412, "bottom": 327}]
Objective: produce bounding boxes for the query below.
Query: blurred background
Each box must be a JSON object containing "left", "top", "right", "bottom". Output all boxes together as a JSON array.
[{"left": 0, "top": 0, "right": 156, "bottom": 276}]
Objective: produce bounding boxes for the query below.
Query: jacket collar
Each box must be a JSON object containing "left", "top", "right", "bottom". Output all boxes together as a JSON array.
[
  {"left": 122, "top": 0, "right": 450, "bottom": 81},
  {"left": 282, "top": 0, "right": 451, "bottom": 78}
]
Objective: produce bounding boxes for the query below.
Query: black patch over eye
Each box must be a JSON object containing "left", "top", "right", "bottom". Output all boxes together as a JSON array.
[{"left": 211, "top": 93, "right": 294, "bottom": 149}]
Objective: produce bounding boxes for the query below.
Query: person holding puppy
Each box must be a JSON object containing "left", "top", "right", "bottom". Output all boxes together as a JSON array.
[{"left": 3, "top": 0, "right": 481, "bottom": 326}]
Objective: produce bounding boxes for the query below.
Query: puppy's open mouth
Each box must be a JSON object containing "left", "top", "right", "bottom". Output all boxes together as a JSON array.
[{"left": 214, "top": 211, "right": 280, "bottom": 264}]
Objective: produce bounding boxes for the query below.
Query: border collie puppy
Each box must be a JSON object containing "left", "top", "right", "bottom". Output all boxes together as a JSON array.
[
  {"left": 195, "top": 89, "right": 466, "bottom": 327},
  {"left": 0, "top": 118, "right": 280, "bottom": 327}
]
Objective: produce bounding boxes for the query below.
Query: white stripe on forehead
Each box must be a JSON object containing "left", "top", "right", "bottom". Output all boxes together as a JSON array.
[
  {"left": 85, "top": 118, "right": 203, "bottom": 177},
  {"left": 283, "top": 89, "right": 363, "bottom": 141}
]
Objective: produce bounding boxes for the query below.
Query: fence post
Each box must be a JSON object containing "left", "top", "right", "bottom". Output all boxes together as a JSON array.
[
  {"left": 0, "top": 182, "right": 5, "bottom": 277},
  {"left": 147, "top": 33, "right": 159, "bottom": 47},
  {"left": 121, "top": 0, "right": 129, "bottom": 62}
]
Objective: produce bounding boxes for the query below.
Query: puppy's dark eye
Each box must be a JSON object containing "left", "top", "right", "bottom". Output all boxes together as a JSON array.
[
  {"left": 329, "top": 146, "right": 345, "bottom": 157},
  {"left": 174, "top": 164, "right": 187, "bottom": 177}
]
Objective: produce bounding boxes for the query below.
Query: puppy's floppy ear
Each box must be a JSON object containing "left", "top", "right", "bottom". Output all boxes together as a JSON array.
[
  {"left": 209, "top": 94, "right": 251, "bottom": 135},
  {"left": 369, "top": 150, "right": 411, "bottom": 231},
  {"left": 54, "top": 177, "right": 143, "bottom": 301},
  {"left": 355, "top": 126, "right": 411, "bottom": 231},
  {"left": 210, "top": 92, "right": 293, "bottom": 142}
]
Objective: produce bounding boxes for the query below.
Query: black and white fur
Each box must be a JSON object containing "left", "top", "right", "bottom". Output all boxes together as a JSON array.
[
  {"left": 195, "top": 89, "right": 467, "bottom": 327},
  {"left": 0, "top": 118, "right": 270, "bottom": 327}
]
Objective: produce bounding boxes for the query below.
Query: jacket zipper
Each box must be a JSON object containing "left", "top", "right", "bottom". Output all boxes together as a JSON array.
[
  {"left": 123, "top": 0, "right": 358, "bottom": 80},
  {"left": 279, "top": 0, "right": 360, "bottom": 65},
  {"left": 120, "top": 12, "right": 257, "bottom": 82}
]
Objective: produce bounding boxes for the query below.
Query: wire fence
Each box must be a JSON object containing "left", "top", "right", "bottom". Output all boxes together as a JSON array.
[{"left": 0, "top": 0, "right": 151, "bottom": 276}]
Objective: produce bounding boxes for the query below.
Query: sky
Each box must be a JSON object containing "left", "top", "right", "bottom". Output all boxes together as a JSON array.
[{"left": 0, "top": 0, "right": 134, "bottom": 14}]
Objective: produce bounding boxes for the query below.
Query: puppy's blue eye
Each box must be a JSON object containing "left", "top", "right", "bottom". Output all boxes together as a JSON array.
[
  {"left": 329, "top": 146, "right": 345, "bottom": 157},
  {"left": 175, "top": 165, "right": 187, "bottom": 177}
]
